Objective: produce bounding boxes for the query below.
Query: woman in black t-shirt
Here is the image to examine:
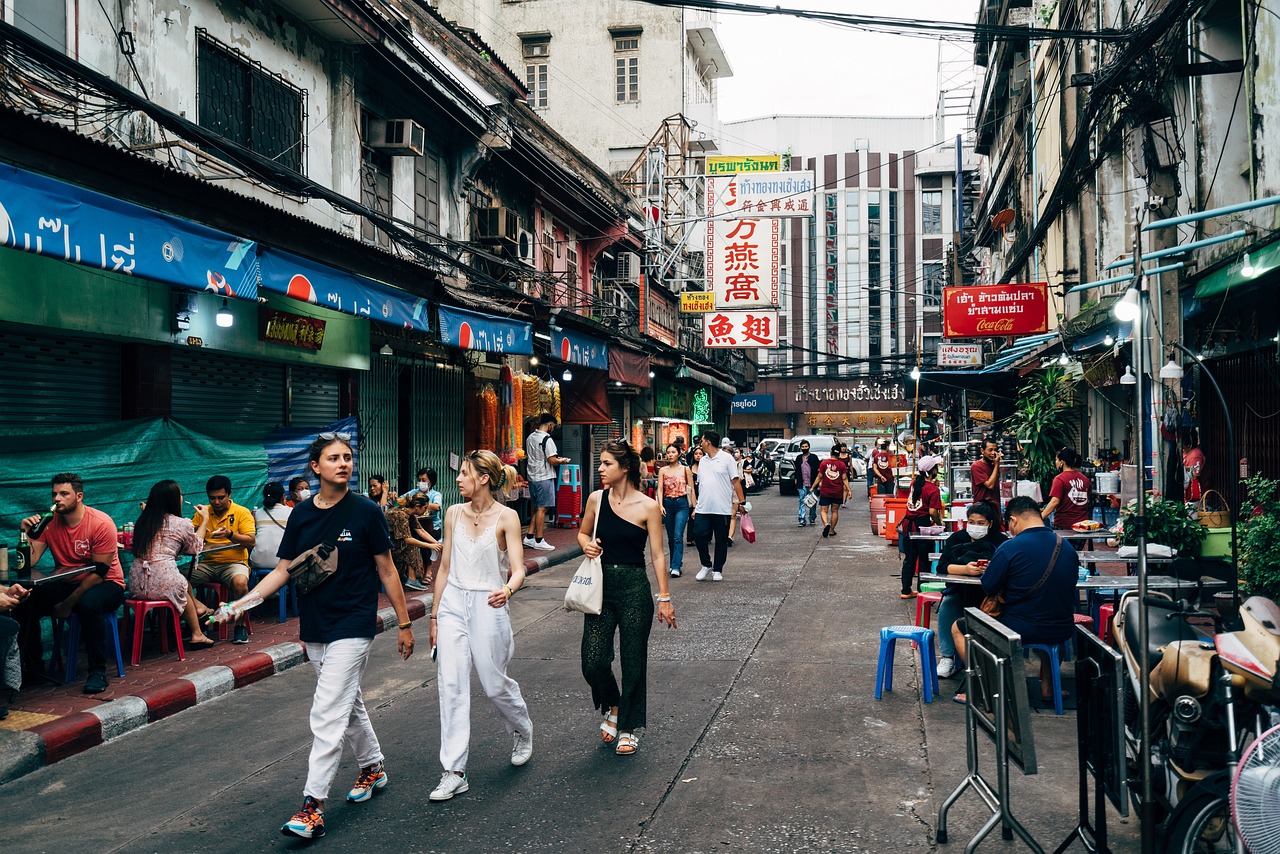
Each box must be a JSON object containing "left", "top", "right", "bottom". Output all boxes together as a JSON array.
[{"left": 932, "top": 502, "right": 1007, "bottom": 679}]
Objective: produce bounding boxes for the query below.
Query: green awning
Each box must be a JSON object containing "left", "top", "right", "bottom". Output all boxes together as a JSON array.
[{"left": 1194, "top": 240, "right": 1280, "bottom": 298}]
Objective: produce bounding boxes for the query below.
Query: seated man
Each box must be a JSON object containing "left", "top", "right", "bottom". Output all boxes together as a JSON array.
[
  {"left": 191, "top": 475, "right": 256, "bottom": 644},
  {"left": 13, "top": 473, "right": 127, "bottom": 693},
  {"left": 953, "top": 495, "right": 1079, "bottom": 702}
]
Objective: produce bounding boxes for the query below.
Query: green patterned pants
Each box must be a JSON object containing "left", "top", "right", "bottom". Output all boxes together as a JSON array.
[{"left": 581, "top": 563, "right": 653, "bottom": 731}]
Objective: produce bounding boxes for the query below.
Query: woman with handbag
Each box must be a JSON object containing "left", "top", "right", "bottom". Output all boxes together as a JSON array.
[
  {"left": 225, "top": 433, "right": 415, "bottom": 841},
  {"left": 898, "top": 455, "right": 945, "bottom": 599},
  {"left": 659, "top": 444, "right": 697, "bottom": 578},
  {"left": 427, "top": 450, "right": 533, "bottom": 802},
  {"left": 577, "top": 440, "right": 676, "bottom": 756}
]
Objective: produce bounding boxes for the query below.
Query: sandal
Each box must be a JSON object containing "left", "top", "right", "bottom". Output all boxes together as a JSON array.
[
  {"left": 600, "top": 711, "right": 618, "bottom": 745},
  {"left": 615, "top": 731, "right": 639, "bottom": 756}
]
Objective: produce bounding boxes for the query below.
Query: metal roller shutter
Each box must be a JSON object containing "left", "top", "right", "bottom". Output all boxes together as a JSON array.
[
  {"left": 289, "top": 365, "right": 341, "bottom": 427},
  {"left": 0, "top": 327, "right": 121, "bottom": 428},
  {"left": 588, "top": 398, "right": 626, "bottom": 499},
  {"left": 411, "top": 362, "right": 465, "bottom": 508},
  {"left": 358, "top": 355, "right": 401, "bottom": 488},
  {"left": 170, "top": 349, "right": 285, "bottom": 432}
]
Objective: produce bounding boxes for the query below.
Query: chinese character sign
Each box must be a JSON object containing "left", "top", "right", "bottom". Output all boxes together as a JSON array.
[
  {"left": 702, "top": 310, "right": 780, "bottom": 349},
  {"left": 707, "top": 171, "right": 816, "bottom": 219},
  {"left": 706, "top": 218, "right": 780, "bottom": 309},
  {"left": 942, "top": 284, "right": 1049, "bottom": 338}
]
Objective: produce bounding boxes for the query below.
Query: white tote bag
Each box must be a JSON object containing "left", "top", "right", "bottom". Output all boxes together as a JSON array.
[{"left": 564, "top": 491, "right": 604, "bottom": 615}]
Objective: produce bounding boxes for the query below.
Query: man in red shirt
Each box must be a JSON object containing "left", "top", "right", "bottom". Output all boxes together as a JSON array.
[
  {"left": 1043, "top": 448, "right": 1091, "bottom": 529},
  {"left": 816, "top": 444, "right": 849, "bottom": 538},
  {"left": 15, "top": 473, "right": 126, "bottom": 693},
  {"left": 969, "top": 438, "right": 1002, "bottom": 507},
  {"left": 870, "top": 439, "right": 894, "bottom": 495}
]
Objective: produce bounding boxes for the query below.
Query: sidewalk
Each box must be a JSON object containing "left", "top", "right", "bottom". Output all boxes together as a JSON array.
[{"left": 0, "top": 523, "right": 583, "bottom": 782}]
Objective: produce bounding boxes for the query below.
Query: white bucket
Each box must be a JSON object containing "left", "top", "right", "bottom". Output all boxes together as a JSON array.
[{"left": 1096, "top": 471, "right": 1120, "bottom": 495}]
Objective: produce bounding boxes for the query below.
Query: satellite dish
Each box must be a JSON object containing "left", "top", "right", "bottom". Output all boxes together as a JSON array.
[{"left": 989, "top": 209, "right": 1016, "bottom": 231}]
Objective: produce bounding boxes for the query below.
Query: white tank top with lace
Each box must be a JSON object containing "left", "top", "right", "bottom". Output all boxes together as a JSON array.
[{"left": 448, "top": 519, "right": 509, "bottom": 591}]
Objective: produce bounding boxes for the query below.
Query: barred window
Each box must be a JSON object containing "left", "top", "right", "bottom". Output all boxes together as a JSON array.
[
  {"left": 614, "top": 35, "right": 639, "bottom": 103},
  {"left": 197, "top": 34, "right": 305, "bottom": 174},
  {"left": 359, "top": 110, "right": 392, "bottom": 247},
  {"left": 415, "top": 150, "right": 442, "bottom": 234}
]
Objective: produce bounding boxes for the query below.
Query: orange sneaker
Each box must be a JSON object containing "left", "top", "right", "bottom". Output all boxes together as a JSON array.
[{"left": 281, "top": 796, "right": 325, "bottom": 839}]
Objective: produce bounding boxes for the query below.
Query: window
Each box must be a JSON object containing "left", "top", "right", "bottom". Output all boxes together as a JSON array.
[
  {"left": 415, "top": 150, "right": 442, "bottom": 234},
  {"left": 922, "top": 190, "right": 943, "bottom": 235},
  {"left": 197, "top": 34, "right": 305, "bottom": 173},
  {"left": 523, "top": 37, "right": 550, "bottom": 109},
  {"left": 614, "top": 34, "right": 639, "bottom": 103},
  {"left": 359, "top": 110, "right": 392, "bottom": 247},
  {"left": 14, "top": 0, "right": 66, "bottom": 52},
  {"left": 923, "top": 262, "right": 944, "bottom": 302}
]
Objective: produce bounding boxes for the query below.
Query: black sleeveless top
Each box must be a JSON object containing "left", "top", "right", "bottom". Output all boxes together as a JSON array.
[{"left": 596, "top": 488, "right": 648, "bottom": 566}]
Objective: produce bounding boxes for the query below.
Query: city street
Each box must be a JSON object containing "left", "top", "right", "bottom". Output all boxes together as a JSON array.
[{"left": 0, "top": 490, "right": 1142, "bottom": 852}]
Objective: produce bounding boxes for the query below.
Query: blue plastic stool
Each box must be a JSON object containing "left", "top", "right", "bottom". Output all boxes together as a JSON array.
[
  {"left": 59, "top": 611, "right": 126, "bottom": 682},
  {"left": 250, "top": 567, "right": 296, "bottom": 623},
  {"left": 875, "top": 625, "right": 939, "bottom": 703},
  {"left": 558, "top": 464, "right": 582, "bottom": 488},
  {"left": 1023, "top": 642, "right": 1067, "bottom": 715}
]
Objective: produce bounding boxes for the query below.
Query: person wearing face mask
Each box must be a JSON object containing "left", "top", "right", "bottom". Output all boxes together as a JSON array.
[
  {"left": 288, "top": 477, "right": 312, "bottom": 507},
  {"left": 400, "top": 468, "right": 444, "bottom": 565},
  {"left": 931, "top": 502, "right": 1007, "bottom": 679}
]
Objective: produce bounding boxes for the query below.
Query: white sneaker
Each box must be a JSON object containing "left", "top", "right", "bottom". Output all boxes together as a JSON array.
[
  {"left": 429, "top": 771, "right": 469, "bottom": 801},
  {"left": 522, "top": 536, "right": 536, "bottom": 548},
  {"left": 695, "top": 566, "right": 712, "bottom": 581},
  {"left": 937, "top": 656, "right": 956, "bottom": 679},
  {"left": 532, "top": 539, "right": 555, "bottom": 551},
  {"left": 711, "top": 572, "right": 723, "bottom": 582},
  {"left": 511, "top": 728, "right": 533, "bottom": 766}
]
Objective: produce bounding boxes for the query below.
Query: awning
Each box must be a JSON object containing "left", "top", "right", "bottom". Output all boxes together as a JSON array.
[
  {"left": 676, "top": 364, "right": 738, "bottom": 396},
  {"left": 608, "top": 347, "right": 651, "bottom": 388},
  {"left": 560, "top": 369, "right": 612, "bottom": 424},
  {"left": 551, "top": 326, "right": 608, "bottom": 370},
  {"left": 260, "top": 247, "right": 429, "bottom": 332},
  {"left": 1194, "top": 239, "right": 1280, "bottom": 299},
  {"left": 437, "top": 304, "right": 532, "bottom": 355}
]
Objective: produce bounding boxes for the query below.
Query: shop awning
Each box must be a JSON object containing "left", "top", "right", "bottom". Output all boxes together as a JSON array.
[
  {"left": 560, "top": 369, "right": 613, "bottom": 424},
  {"left": 260, "top": 247, "right": 430, "bottom": 332},
  {"left": 676, "top": 364, "right": 738, "bottom": 396},
  {"left": 1194, "top": 239, "right": 1280, "bottom": 299},
  {"left": 608, "top": 347, "right": 651, "bottom": 388},
  {"left": 552, "top": 326, "right": 608, "bottom": 370},
  {"left": 437, "top": 304, "right": 532, "bottom": 355}
]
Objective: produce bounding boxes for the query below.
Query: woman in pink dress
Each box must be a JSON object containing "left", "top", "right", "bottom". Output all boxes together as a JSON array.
[{"left": 131, "top": 479, "right": 216, "bottom": 646}]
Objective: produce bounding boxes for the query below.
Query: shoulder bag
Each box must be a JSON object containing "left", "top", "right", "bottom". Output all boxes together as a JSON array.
[
  {"left": 980, "top": 534, "right": 1062, "bottom": 618},
  {"left": 286, "top": 494, "right": 357, "bottom": 596},
  {"left": 564, "top": 490, "right": 605, "bottom": 615}
]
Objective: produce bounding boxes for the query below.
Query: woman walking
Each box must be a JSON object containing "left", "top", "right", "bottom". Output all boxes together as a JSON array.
[
  {"left": 224, "top": 433, "right": 414, "bottom": 841},
  {"left": 659, "top": 444, "right": 697, "bottom": 578},
  {"left": 898, "top": 455, "right": 944, "bottom": 599},
  {"left": 577, "top": 440, "right": 677, "bottom": 756},
  {"left": 428, "top": 450, "right": 533, "bottom": 802},
  {"left": 686, "top": 446, "right": 704, "bottom": 546},
  {"left": 130, "top": 479, "right": 217, "bottom": 647}
]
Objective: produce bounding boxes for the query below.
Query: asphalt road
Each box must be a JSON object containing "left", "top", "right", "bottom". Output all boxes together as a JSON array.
[{"left": 0, "top": 489, "right": 1144, "bottom": 852}]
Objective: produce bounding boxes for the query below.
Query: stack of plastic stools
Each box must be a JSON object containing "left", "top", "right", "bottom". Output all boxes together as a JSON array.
[
  {"left": 54, "top": 612, "right": 126, "bottom": 682},
  {"left": 1097, "top": 603, "right": 1116, "bottom": 645},
  {"left": 875, "top": 625, "right": 939, "bottom": 703},
  {"left": 555, "top": 464, "right": 582, "bottom": 528}
]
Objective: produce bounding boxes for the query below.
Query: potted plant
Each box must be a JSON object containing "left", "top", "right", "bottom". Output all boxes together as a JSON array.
[
  {"left": 1117, "top": 497, "right": 1207, "bottom": 556},
  {"left": 1010, "top": 368, "right": 1076, "bottom": 496},
  {"left": 1238, "top": 474, "right": 1280, "bottom": 601}
]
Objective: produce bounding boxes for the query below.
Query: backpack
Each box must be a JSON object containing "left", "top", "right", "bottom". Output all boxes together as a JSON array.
[{"left": 519, "top": 434, "right": 553, "bottom": 482}]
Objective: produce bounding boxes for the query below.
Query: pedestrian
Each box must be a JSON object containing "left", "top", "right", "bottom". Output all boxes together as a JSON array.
[
  {"left": 524, "top": 413, "right": 570, "bottom": 552},
  {"left": 870, "top": 438, "right": 894, "bottom": 495},
  {"left": 1042, "top": 447, "right": 1091, "bottom": 530},
  {"left": 898, "top": 455, "right": 944, "bottom": 599},
  {"left": 969, "top": 438, "right": 1002, "bottom": 512},
  {"left": 387, "top": 495, "right": 441, "bottom": 590},
  {"left": 686, "top": 446, "right": 704, "bottom": 546},
  {"left": 577, "top": 440, "right": 676, "bottom": 756},
  {"left": 428, "top": 450, "right": 532, "bottom": 802},
  {"left": 791, "top": 439, "right": 820, "bottom": 527},
  {"left": 690, "top": 431, "right": 743, "bottom": 581},
  {"left": 816, "top": 443, "right": 848, "bottom": 538},
  {"left": 129, "top": 479, "right": 217, "bottom": 648},
  {"left": 640, "top": 445, "right": 658, "bottom": 498},
  {"left": 932, "top": 501, "right": 1007, "bottom": 679},
  {"left": 727, "top": 446, "right": 746, "bottom": 546},
  {"left": 659, "top": 443, "right": 697, "bottom": 577},
  {"left": 226, "top": 432, "right": 414, "bottom": 841}
]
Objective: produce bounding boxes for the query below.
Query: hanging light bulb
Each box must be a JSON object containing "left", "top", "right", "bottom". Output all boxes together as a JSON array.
[
  {"left": 909, "top": 366, "right": 921, "bottom": 381},
  {"left": 1120, "top": 365, "right": 1137, "bottom": 385},
  {"left": 1113, "top": 287, "right": 1140, "bottom": 321},
  {"left": 1057, "top": 352, "right": 1070, "bottom": 365},
  {"left": 1159, "top": 357, "right": 1184, "bottom": 380},
  {"left": 216, "top": 298, "right": 234, "bottom": 328},
  {"left": 379, "top": 343, "right": 394, "bottom": 356},
  {"left": 648, "top": 370, "right": 656, "bottom": 378},
  {"left": 615, "top": 380, "right": 623, "bottom": 387},
  {"left": 529, "top": 356, "right": 539, "bottom": 366},
  {"left": 1103, "top": 334, "right": 1114, "bottom": 346},
  {"left": 1241, "top": 251, "right": 1257, "bottom": 277},
  {"left": 562, "top": 369, "right": 573, "bottom": 382}
]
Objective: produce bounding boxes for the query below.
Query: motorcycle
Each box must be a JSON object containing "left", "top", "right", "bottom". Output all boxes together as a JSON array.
[
  {"left": 749, "top": 451, "right": 774, "bottom": 491},
  {"left": 1110, "top": 590, "right": 1280, "bottom": 852}
]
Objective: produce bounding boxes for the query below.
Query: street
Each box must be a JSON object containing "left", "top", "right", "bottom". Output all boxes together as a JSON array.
[{"left": 0, "top": 490, "right": 1143, "bottom": 853}]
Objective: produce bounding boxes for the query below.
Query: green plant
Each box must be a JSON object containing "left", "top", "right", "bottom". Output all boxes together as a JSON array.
[
  {"left": 1118, "top": 498, "right": 1207, "bottom": 555},
  {"left": 1238, "top": 474, "right": 1280, "bottom": 599},
  {"left": 1009, "top": 367, "right": 1076, "bottom": 495}
]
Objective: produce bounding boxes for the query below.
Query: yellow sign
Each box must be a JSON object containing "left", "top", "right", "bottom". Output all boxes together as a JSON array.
[
  {"left": 680, "top": 291, "right": 717, "bottom": 313},
  {"left": 705, "top": 155, "right": 781, "bottom": 175},
  {"left": 803, "top": 411, "right": 908, "bottom": 430}
]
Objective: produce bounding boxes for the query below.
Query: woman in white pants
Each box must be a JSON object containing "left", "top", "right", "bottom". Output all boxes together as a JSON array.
[{"left": 428, "top": 449, "right": 532, "bottom": 801}]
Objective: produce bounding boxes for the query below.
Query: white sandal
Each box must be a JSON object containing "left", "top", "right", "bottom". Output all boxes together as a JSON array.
[
  {"left": 600, "top": 711, "right": 618, "bottom": 744},
  {"left": 615, "top": 731, "right": 639, "bottom": 756}
]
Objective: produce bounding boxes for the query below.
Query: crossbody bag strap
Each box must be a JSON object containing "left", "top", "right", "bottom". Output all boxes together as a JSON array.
[
  {"left": 1025, "top": 535, "right": 1063, "bottom": 598},
  {"left": 262, "top": 506, "right": 286, "bottom": 529}
]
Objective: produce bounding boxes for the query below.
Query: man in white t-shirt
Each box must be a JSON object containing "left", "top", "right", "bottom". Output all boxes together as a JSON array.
[
  {"left": 690, "top": 431, "right": 743, "bottom": 581},
  {"left": 524, "top": 413, "right": 570, "bottom": 552}
]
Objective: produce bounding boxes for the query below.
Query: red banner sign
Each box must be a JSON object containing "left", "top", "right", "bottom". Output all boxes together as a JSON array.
[
  {"left": 942, "top": 283, "right": 1049, "bottom": 339},
  {"left": 259, "top": 307, "right": 327, "bottom": 350}
]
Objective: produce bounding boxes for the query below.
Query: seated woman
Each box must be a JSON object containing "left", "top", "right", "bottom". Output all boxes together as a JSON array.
[
  {"left": 933, "top": 501, "right": 1007, "bottom": 679},
  {"left": 130, "top": 479, "right": 217, "bottom": 647}
]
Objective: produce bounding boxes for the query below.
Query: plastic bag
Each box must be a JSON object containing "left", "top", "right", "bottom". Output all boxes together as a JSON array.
[{"left": 739, "top": 512, "right": 756, "bottom": 544}]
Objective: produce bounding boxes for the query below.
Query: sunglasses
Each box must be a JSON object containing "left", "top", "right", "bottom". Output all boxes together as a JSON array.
[{"left": 318, "top": 431, "right": 351, "bottom": 441}]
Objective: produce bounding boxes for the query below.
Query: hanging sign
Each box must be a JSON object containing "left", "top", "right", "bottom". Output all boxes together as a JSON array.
[
  {"left": 551, "top": 327, "right": 608, "bottom": 370},
  {"left": 731, "top": 394, "right": 774, "bottom": 414},
  {"left": 681, "top": 291, "right": 716, "bottom": 313},
  {"left": 437, "top": 304, "right": 532, "bottom": 354},
  {"left": 260, "top": 248, "right": 430, "bottom": 333},
  {"left": 706, "top": 217, "right": 780, "bottom": 309},
  {"left": 936, "top": 343, "right": 983, "bottom": 367},
  {"left": 707, "top": 171, "right": 816, "bottom": 219},
  {"left": 259, "top": 307, "right": 326, "bottom": 351},
  {"left": 705, "top": 155, "right": 781, "bottom": 175},
  {"left": 942, "top": 283, "right": 1050, "bottom": 339},
  {"left": 703, "top": 310, "right": 780, "bottom": 349}
]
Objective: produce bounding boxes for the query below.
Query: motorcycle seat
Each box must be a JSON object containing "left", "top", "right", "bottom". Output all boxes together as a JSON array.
[{"left": 1122, "top": 597, "right": 1206, "bottom": 670}]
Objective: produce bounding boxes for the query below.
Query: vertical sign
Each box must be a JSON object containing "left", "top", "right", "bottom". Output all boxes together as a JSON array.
[{"left": 706, "top": 217, "right": 780, "bottom": 310}]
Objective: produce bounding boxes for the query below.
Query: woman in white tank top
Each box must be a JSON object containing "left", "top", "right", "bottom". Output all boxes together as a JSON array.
[{"left": 427, "top": 450, "right": 533, "bottom": 802}]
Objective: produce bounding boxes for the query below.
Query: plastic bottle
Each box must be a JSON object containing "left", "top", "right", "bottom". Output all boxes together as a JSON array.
[{"left": 206, "top": 594, "right": 264, "bottom": 624}]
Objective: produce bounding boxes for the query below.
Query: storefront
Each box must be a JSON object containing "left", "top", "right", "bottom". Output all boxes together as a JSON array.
[{"left": 737, "top": 377, "right": 913, "bottom": 443}]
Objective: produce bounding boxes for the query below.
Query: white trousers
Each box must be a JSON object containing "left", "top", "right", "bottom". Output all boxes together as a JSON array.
[
  {"left": 303, "top": 637, "right": 382, "bottom": 801},
  {"left": 436, "top": 585, "right": 532, "bottom": 772}
]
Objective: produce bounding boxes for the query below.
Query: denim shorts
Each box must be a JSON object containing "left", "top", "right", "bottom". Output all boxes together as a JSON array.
[{"left": 530, "top": 478, "right": 557, "bottom": 509}]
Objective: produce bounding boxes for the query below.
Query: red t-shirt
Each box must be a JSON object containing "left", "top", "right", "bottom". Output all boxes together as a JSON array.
[
  {"left": 33, "top": 505, "right": 125, "bottom": 587},
  {"left": 816, "top": 458, "right": 848, "bottom": 498},
  {"left": 906, "top": 480, "right": 943, "bottom": 519},
  {"left": 871, "top": 449, "right": 892, "bottom": 482},
  {"left": 970, "top": 458, "right": 997, "bottom": 505},
  {"left": 1049, "top": 471, "right": 1091, "bottom": 529}
]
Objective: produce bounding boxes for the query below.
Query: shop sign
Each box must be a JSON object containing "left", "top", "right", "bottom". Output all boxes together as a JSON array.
[
  {"left": 260, "top": 248, "right": 430, "bottom": 333},
  {"left": 803, "top": 411, "right": 908, "bottom": 430},
  {"left": 437, "top": 304, "right": 532, "bottom": 355},
  {"left": 706, "top": 218, "right": 780, "bottom": 310},
  {"left": 731, "top": 394, "right": 774, "bottom": 414},
  {"left": 680, "top": 291, "right": 716, "bottom": 313},
  {"left": 259, "top": 307, "right": 326, "bottom": 351},
  {"left": 551, "top": 327, "right": 608, "bottom": 370},
  {"left": 703, "top": 310, "right": 780, "bottom": 348},
  {"left": 707, "top": 171, "right": 816, "bottom": 219},
  {"left": 942, "top": 284, "right": 1049, "bottom": 339},
  {"left": 705, "top": 155, "right": 781, "bottom": 175},
  {"left": 655, "top": 383, "right": 693, "bottom": 418},
  {"left": 936, "top": 343, "right": 983, "bottom": 367},
  {"left": 791, "top": 380, "right": 906, "bottom": 404}
]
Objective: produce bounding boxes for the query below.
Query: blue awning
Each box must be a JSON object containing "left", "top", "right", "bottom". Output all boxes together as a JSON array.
[{"left": 438, "top": 304, "right": 532, "bottom": 355}]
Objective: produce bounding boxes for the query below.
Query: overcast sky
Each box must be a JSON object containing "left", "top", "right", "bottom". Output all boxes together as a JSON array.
[{"left": 714, "top": 2, "right": 978, "bottom": 123}]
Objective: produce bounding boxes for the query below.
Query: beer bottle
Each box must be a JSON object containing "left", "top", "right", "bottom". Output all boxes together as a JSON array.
[
  {"left": 16, "top": 531, "right": 31, "bottom": 574},
  {"left": 30, "top": 502, "right": 58, "bottom": 539}
]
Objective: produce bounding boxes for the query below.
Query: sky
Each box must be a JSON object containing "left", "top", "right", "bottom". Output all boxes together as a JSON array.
[{"left": 714, "top": 2, "right": 979, "bottom": 123}]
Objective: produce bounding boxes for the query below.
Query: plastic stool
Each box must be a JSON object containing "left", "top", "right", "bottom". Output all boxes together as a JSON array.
[
  {"left": 1097, "top": 604, "right": 1115, "bottom": 645},
  {"left": 126, "top": 599, "right": 186, "bottom": 666},
  {"left": 1024, "top": 642, "right": 1067, "bottom": 715},
  {"left": 558, "top": 465, "right": 582, "bottom": 488},
  {"left": 58, "top": 612, "right": 126, "bottom": 681},
  {"left": 915, "top": 591, "right": 944, "bottom": 632},
  {"left": 875, "top": 625, "right": 939, "bottom": 703},
  {"left": 250, "top": 567, "right": 296, "bottom": 623}
]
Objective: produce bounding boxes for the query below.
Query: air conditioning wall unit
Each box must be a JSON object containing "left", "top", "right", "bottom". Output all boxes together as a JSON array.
[
  {"left": 616, "top": 251, "right": 641, "bottom": 284},
  {"left": 370, "top": 119, "right": 426, "bottom": 156},
  {"left": 475, "top": 207, "right": 520, "bottom": 244},
  {"left": 516, "top": 229, "right": 535, "bottom": 265}
]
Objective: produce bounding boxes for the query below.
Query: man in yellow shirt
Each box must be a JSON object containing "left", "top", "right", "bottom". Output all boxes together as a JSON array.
[{"left": 191, "top": 475, "right": 257, "bottom": 643}]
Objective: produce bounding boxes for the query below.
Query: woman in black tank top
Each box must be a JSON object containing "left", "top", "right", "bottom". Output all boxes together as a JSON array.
[{"left": 577, "top": 440, "right": 677, "bottom": 756}]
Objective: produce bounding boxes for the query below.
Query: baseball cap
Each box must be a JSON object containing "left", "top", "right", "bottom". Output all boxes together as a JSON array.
[{"left": 721, "top": 438, "right": 733, "bottom": 448}]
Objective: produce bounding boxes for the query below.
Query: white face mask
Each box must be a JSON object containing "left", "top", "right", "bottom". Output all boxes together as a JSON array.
[
  {"left": 967, "top": 523, "right": 989, "bottom": 540},
  {"left": 417, "top": 480, "right": 430, "bottom": 492},
  {"left": 297, "top": 488, "right": 312, "bottom": 501}
]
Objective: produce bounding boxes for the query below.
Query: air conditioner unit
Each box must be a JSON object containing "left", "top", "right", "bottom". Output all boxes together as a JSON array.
[
  {"left": 515, "top": 229, "right": 535, "bottom": 265},
  {"left": 617, "top": 251, "right": 641, "bottom": 284},
  {"left": 370, "top": 119, "right": 425, "bottom": 156},
  {"left": 475, "top": 207, "right": 520, "bottom": 244}
]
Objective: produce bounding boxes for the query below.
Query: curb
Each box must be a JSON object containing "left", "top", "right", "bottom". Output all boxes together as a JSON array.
[{"left": 525, "top": 544, "right": 582, "bottom": 574}]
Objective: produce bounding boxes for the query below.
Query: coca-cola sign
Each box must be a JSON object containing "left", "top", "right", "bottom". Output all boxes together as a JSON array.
[{"left": 942, "top": 284, "right": 1049, "bottom": 339}]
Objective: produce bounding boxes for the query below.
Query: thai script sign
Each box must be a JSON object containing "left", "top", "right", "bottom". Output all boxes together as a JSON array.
[
  {"left": 792, "top": 381, "right": 907, "bottom": 404},
  {"left": 942, "top": 284, "right": 1049, "bottom": 339},
  {"left": 259, "top": 308, "right": 326, "bottom": 351},
  {"left": 731, "top": 394, "right": 774, "bottom": 414},
  {"left": 706, "top": 217, "right": 780, "bottom": 309},
  {"left": 703, "top": 310, "right": 779, "bottom": 349},
  {"left": 707, "top": 171, "right": 816, "bottom": 219},
  {"left": 705, "top": 155, "right": 781, "bottom": 175},
  {"left": 936, "top": 343, "right": 983, "bottom": 367},
  {"left": 681, "top": 291, "right": 716, "bottom": 313},
  {"left": 438, "top": 304, "right": 532, "bottom": 354},
  {"left": 551, "top": 327, "right": 608, "bottom": 370},
  {"left": 260, "top": 248, "right": 430, "bottom": 333}
]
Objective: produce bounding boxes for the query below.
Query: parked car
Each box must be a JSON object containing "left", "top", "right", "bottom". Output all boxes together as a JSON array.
[
  {"left": 777, "top": 435, "right": 866, "bottom": 495},
  {"left": 755, "top": 438, "right": 788, "bottom": 461}
]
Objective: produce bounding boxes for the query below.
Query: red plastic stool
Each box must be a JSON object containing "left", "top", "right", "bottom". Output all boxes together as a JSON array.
[
  {"left": 1097, "top": 604, "right": 1115, "bottom": 645},
  {"left": 196, "top": 582, "right": 252, "bottom": 641},
  {"left": 915, "top": 591, "right": 944, "bottom": 632},
  {"left": 126, "top": 599, "right": 186, "bottom": 666}
]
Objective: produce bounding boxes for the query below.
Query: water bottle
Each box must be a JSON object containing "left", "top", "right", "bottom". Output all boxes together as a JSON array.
[
  {"left": 206, "top": 594, "right": 264, "bottom": 624},
  {"left": 1092, "top": 506, "right": 1103, "bottom": 524}
]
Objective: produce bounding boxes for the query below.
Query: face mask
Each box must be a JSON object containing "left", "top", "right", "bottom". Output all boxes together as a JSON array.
[
  {"left": 297, "top": 488, "right": 311, "bottom": 501},
  {"left": 417, "top": 480, "right": 430, "bottom": 491},
  {"left": 967, "top": 524, "right": 989, "bottom": 540}
]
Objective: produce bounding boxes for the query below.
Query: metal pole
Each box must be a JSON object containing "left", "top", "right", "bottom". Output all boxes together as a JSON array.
[{"left": 1132, "top": 228, "right": 1155, "bottom": 854}]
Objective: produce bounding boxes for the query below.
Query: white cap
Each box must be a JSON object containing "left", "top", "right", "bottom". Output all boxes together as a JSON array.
[{"left": 721, "top": 437, "right": 733, "bottom": 448}]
